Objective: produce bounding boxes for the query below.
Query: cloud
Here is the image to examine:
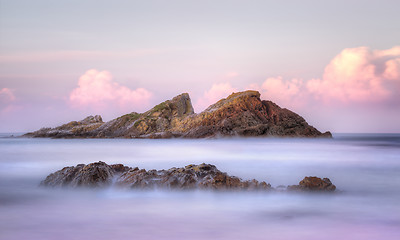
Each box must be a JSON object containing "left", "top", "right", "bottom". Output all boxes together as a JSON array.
[
  {"left": 69, "top": 69, "right": 152, "bottom": 112},
  {"left": 0, "top": 88, "right": 17, "bottom": 112},
  {"left": 307, "top": 46, "right": 400, "bottom": 103},
  {"left": 195, "top": 82, "right": 237, "bottom": 112},
  {"left": 248, "top": 77, "right": 306, "bottom": 109},
  {"left": 195, "top": 46, "right": 400, "bottom": 132},
  {"left": 244, "top": 46, "right": 400, "bottom": 109},
  {"left": 0, "top": 88, "right": 16, "bottom": 102},
  {"left": 0, "top": 88, "right": 21, "bottom": 117}
]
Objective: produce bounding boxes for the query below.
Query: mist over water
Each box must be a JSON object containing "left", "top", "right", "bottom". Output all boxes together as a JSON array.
[{"left": 0, "top": 134, "right": 399, "bottom": 240}]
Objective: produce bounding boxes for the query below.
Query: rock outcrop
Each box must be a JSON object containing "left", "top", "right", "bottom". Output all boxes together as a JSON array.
[
  {"left": 41, "top": 162, "right": 336, "bottom": 192},
  {"left": 41, "top": 161, "right": 128, "bottom": 188},
  {"left": 41, "top": 161, "right": 272, "bottom": 191},
  {"left": 25, "top": 90, "right": 331, "bottom": 138},
  {"left": 26, "top": 115, "right": 104, "bottom": 138},
  {"left": 287, "top": 176, "right": 336, "bottom": 192}
]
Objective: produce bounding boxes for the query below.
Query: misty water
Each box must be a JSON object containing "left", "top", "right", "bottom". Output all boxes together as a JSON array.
[{"left": 0, "top": 134, "right": 399, "bottom": 240}]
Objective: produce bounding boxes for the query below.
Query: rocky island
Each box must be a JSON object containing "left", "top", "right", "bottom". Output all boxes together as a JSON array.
[
  {"left": 41, "top": 161, "right": 336, "bottom": 192},
  {"left": 25, "top": 90, "right": 331, "bottom": 138}
]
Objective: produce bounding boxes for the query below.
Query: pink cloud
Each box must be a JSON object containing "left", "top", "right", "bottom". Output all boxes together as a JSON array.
[
  {"left": 0, "top": 88, "right": 16, "bottom": 102},
  {"left": 0, "top": 88, "right": 16, "bottom": 110},
  {"left": 69, "top": 69, "right": 152, "bottom": 112},
  {"left": 195, "top": 46, "right": 400, "bottom": 133},
  {"left": 307, "top": 46, "right": 400, "bottom": 103},
  {"left": 383, "top": 58, "right": 400, "bottom": 81},
  {"left": 194, "top": 82, "right": 237, "bottom": 112},
  {"left": 257, "top": 77, "right": 305, "bottom": 108},
  {"left": 0, "top": 88, "right": 21, "bottom": 115},
  {"left": 242, "top": 46, "right": 400, "bottom": 108}
]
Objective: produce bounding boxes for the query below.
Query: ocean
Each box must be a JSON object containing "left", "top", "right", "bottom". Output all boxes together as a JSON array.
[{"left": 0, "top": 134, "right": 399, "bottom": 240}]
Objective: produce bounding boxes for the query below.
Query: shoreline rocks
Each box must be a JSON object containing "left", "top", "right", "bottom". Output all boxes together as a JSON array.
[
  {"left": 41, "top": 161, "right": 336, "bottom": 192},
  {"left": 25, "top": 90, "right": 331, "bottom": 139}
]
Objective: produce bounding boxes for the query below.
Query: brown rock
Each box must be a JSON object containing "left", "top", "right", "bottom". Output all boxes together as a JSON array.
[
  {"left": 288, "top": 176, "right": 336, "bottom": 192},
  {"left": 25, "top": 90, "right": 331, "bottom": 139},
  {"left": 41, "top": 162, "right": 337, "bottom": 192},
  {"left": 40, "top": 161, "right": 124, "bottom": 188},
  {"left": 41, "top": 162, "right": 272, "bottom": 191}
]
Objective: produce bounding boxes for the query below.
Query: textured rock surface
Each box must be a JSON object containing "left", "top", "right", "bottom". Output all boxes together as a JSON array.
[
  {"left": 25, "top": 90, "right": 331, "bottom": 138},
  {"left": 41, "top": 162, "right": 130, "bottom": 188},
  {"left": 25, "top": 115, "right": 104, "bottom": 138},
  {"left": 41, "top": 162, "right": 336, "bottom": 192},
  {"left": 41, "top": 162, "right": 271, "bottom": 190},
  {"left": 287, "top": 176, "right": 336, "bottom": 192}
]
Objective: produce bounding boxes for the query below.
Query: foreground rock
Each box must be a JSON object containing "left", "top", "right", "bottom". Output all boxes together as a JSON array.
[
  {"left": 41, "top": 162, "right": 336, "bottom": 192},
  {"left": 25, "top": 90, "right": 331, "bottom": 138},
  {"left": 42, "top": 162, "right": 271, "bottom": 190},
  {"left": 288, "top": 176, "right": 336, "bottom": 192},
  {"left": 41, "top": 162, "right": 131, "bottom": 188}
]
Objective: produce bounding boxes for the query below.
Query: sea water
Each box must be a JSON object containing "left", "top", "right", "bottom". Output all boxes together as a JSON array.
[{"left": 0, "top": 134, "right": 399, "bottom": 240}]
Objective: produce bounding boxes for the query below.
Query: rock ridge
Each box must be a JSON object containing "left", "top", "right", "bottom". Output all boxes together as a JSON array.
[
  {"left": 25, "top": 90, "right": 332, "bottom": 138},
  {"left": 41, "top": 161, "right": 336, "bottom": 192}
]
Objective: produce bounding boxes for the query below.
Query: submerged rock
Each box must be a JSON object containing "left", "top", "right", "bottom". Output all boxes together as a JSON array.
[
  {"left": 287, "top": 176, "right": 336, "bottom": 192},
  {"left": 41, "top": 162, "right": 336, "bottom": 192},
  {"left": 25, "top": 90, "right": 331, "bottom": 138}
]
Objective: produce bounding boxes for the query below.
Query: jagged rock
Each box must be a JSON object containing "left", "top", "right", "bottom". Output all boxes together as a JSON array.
[
  {"left": 25, "top": 90, "right": 331, "bottom": 138},
  {"left": 287, "top": 176, "right": 336, "bottom": 192},
  {"left": 41, "top": 161, "right": 121, "bottom": 188},
  {"left": 40, "top": 162, "right": 271, "bottom": 190},
  {"left": 117, "top": 163, "right": 271, "bottom": 190},
  {"left": 24, "top": 115, "right": 104, "bottom": 138},
  {"left": 40, "top": 162, "right": 337, "bottom": 192}
]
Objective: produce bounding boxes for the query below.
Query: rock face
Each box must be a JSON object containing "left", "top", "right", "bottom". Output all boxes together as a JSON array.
[
  {"left": 25, "top": 90, "right": 331, "bottom": 138},
  {"left": 41, "top": 161, "right": 272, "bottom": 191},
  {"left": 41, "top": 162, "right": 130, "bottom": 188},
  {"left": 26, "top": 115, "right": 104, "bottom": 138},
  {"left": 288, "top": 176, "right": 336, "bottom": 192},
  {"left": 41, "top": 162, "right": 336, "bottom": 192}
]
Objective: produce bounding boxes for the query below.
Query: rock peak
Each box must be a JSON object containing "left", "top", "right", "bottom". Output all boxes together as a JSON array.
[
  {"left": 170, "top": 92, "right": 194, "bottom": 116},
  {"left": 226, "top": 90, "right": 260, "bottom": 100},
  {"left": 205, "top": 90, "right": 261, "bottom": 112},
  {"left": 80, "top": 115, "right": 103, "bottom": 124}
]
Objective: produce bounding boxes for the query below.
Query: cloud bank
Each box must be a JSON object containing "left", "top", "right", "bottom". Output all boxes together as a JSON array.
[
  {"left": 197, "top": 46, "right": 400, "bottom": 111},
  {"left": 69, "top": 69, "right": 152, "bottom": 112}
]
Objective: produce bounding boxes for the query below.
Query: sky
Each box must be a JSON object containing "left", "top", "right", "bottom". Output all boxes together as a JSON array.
[{"left": 0, "top": 0, "right": 399, "bottom": 133}]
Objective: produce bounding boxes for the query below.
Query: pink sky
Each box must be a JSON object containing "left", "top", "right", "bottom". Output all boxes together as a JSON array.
[
  {"left": 1, "top": 45, "right": 399, "bottom": 133},
  {"left": 1, "top": 1, "right": 400, "bottom": 133}
]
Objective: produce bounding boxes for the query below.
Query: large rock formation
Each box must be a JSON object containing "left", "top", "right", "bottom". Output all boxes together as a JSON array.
[
  {"left": 40, "top": 161, "right": 336, "bottom": 192},
  {"left": 25, "top": 90, "right": 331, "bottom": 138}
]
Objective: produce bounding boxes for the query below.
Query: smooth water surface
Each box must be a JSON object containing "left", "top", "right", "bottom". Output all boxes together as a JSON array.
[{"left": 0, "top": 134, "right": 399, "bottom": 240}]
